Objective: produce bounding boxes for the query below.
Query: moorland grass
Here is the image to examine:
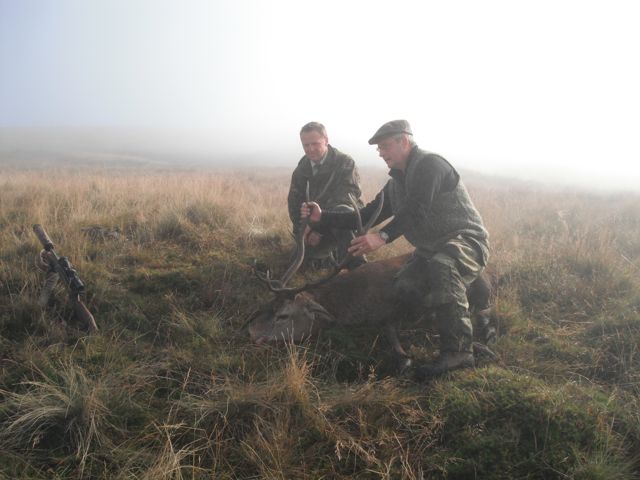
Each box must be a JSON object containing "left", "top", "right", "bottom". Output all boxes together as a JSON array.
[{"left": 0, "top": 167, "right": 639, "bottom": 478}]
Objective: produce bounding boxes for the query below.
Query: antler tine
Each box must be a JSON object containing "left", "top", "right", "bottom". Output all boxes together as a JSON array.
[
  {"left": 280, "top": 226, "right": 306, "bottom": 287},
  {"left": 253, "top": 267, "right": 280, "bottom": 292},
  {"left": 348, "top": 193, "right": 365, "bottom": 236},
  {"left": 281, "top": 189, "right": 387, "bottom": 294},
  {"left": 255, "top": 180, "right": 385, "bottom": 295},
  {"left": 363, "top": 190, "right": 385, "bottom": 232},
  {"left": 255, "top": 178, "right": 319, "bottom": 294},
  {"left": 266, "top": 170, "right": 341, "bottom": 290},
  {"left": 277, "top": 179, "right": 311, "bottom": 288},
  {"left": 348, "top": 190, "right": 384, "bottom": 236},
  {"left": 254, "top": 261, "right": 317, "bottom": 295},
  {"left": 329, "top": 191, "right": 385, "bottom": 268},
  {"left": 327, "top": 206, "right": 367, "bottom": 274}
]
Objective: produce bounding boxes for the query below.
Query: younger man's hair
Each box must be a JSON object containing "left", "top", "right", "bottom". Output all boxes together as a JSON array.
[{"left": 300, "top": 121, "right": 328, "bottom": 139}]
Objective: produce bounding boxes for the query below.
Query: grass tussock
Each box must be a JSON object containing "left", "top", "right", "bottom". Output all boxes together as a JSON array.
[
  {"left": 0, "top": 361, "right": 111, "bottom": 475},
  {"left": 1, "top": 167, "right": 639, "bottom": 478}
]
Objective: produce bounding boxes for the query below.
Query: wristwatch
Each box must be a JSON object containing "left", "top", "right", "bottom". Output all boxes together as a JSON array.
[{"left": 378, "top": 231, "right": 390, "bottom": 244}]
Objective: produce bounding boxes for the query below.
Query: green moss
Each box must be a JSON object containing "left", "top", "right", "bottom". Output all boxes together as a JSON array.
[{"left": 422, "top": 368, "right": 632, "bottom": 479}]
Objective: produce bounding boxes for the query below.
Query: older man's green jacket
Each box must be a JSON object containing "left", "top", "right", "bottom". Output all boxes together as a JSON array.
[
  {"left": 287, "top": 145, "right": 363, "bottom": 234},
  {"left": 316, "top": 146, "right": 489, "bottom": 264}
]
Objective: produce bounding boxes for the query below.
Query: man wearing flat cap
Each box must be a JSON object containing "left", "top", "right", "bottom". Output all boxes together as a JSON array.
[
  {"left": 301, "top": 119, "right": 490, "bottom": 379},
  {"left": 288, "top": 121, "right": 366, "bottom": 270}
]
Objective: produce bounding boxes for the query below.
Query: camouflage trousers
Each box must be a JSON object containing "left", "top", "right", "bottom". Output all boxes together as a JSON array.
[{"left": 391, "top": 236, "right": 485, "bottom": 353}]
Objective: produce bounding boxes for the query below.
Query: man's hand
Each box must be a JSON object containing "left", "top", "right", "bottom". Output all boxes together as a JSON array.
[
  {"left": 300, "top": 202, "right": 322, "bottom": 223},
  {"left": 305, "top": 229, "right": 322, "bottom": 246},
  {"left": 348, "top": 233, "right": 387, "bottom": 256}
]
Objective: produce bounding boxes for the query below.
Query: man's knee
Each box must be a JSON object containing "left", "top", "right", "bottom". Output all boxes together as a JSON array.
[{"left": 424, "top": 254, "right": 468, "bottom": 309}]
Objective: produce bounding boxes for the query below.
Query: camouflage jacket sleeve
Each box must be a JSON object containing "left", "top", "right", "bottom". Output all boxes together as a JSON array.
[{"left": 316, "top": 185, "right": 393, "bottom": 232}]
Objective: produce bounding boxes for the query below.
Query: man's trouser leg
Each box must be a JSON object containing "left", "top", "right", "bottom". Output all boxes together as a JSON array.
[
  {"left": 392, "top": 238, "right": 485, "bottom": 377},
  {"left": 428, "top": 238, "right": 485, "bottom": 352},
  {"left": 392, "top": 253, "right": 473, "bottom": 350},
  {"left": 427, "top": 253, "right": 475, "bottom": 354}
]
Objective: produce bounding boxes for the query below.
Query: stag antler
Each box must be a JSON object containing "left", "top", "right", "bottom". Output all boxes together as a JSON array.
[
  {"left": 255, "top": 190, "right": 385, "bottom": 294},
  {"left": 255, "top": 169, "right": 339, "bottom": 291},
  {"left": 278, "top": 169, "right": 341, "bottom": 286}
]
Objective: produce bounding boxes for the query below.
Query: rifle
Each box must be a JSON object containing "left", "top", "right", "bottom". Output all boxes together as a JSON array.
[{"left": 33, "top": 224, "right": 98, "bottom": 332}]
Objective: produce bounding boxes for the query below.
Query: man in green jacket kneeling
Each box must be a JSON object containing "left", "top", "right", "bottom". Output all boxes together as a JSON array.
[{"left": 288, "top": 121, "right": 366, "bottom": 270}]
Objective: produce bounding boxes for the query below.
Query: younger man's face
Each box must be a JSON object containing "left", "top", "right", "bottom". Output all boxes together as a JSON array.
[{"left": 300, "top": 130, "right": 329, "bottom": 163}]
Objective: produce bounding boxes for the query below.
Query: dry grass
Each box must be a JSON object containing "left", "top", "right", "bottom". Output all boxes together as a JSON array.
[{"left": 1, "top": 165, "right": 639, "bottom": 478}]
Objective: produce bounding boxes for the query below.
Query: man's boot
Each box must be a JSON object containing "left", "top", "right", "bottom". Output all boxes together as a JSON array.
[
  {"left": 414, "top": 302, "right": 475, "bottom": 381},
  {"left": 414, "top": 350, "right": 474, "bottom": 381}
]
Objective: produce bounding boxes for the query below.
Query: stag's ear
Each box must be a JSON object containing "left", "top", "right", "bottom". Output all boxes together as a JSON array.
[
  {"left": 300, "top": 296, "right": 336, "bottom": 325},
  {"left": 311, "top": 305, "right": 335, "bottom": 325},
  {"left": 292, "top": 293, "right": 335, "bottom": 324}
]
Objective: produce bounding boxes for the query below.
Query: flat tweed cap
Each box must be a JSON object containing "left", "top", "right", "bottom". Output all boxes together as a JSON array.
[{"left": 368, "top": 119, "right": 413, "bottom": 145}]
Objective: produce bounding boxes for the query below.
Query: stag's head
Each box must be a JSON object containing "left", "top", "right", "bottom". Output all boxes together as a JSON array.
[{"left": 248, "top": 293, "right": 334, "bottom": 345}]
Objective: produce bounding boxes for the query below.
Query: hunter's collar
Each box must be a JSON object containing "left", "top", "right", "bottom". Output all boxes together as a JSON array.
[
  {"left": 388, "top": 145, "right": 419, "bottom": 180},
  {"left": 304, "top": 145, "right": 336, "bottom": 176}
]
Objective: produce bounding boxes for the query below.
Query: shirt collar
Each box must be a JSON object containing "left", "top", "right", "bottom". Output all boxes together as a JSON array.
[
  {"left": 308, "top": 148, "right": 330, "bottom": 176},
  {"left": 313, "top": 150, "right": 328, "bottom": 168}
]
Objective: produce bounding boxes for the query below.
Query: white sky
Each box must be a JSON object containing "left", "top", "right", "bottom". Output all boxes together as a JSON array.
[{"left": 1, "top": 0, "right": 639, "bottom": 189}]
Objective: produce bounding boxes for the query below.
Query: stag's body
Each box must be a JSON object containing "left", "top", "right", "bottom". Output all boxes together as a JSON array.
[{"left": 249, "top": 253, "right": 493, "bottom": 355}]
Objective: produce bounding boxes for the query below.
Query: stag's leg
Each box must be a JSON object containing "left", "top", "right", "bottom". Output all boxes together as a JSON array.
[
  {"left": 473, "top": 307, "right": 496, "bottom": 344},
  {"left": 468, "top": 273, "right": 496, "bottom": 344},
  {"left": 384, "top": 323, "right": 413, "bottom": 373},
  {"left": 388, "top": 255, "right": 433, "bottom": 373}
]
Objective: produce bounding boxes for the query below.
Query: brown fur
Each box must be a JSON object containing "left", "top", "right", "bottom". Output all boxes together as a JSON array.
[{"left": 249, "top": 254, "right": 494, "bottom": 345}]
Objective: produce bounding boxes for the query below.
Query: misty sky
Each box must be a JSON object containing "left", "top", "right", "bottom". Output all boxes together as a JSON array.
[{"left": 1, "top": 0, "right": 639, "bottom": 189}]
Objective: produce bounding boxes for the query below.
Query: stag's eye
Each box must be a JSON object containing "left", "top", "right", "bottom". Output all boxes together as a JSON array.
[{"left": 275, "top": 314, "right": 289, "bottom": 322}]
